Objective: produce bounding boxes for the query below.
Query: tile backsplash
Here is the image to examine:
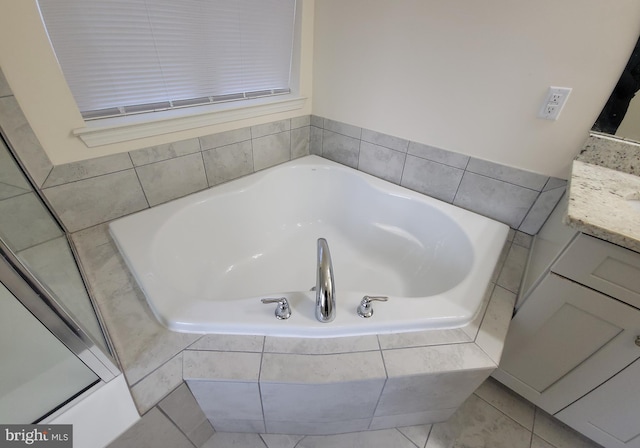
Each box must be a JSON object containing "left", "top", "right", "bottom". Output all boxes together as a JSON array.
[
  {"left": 0, "top": 66, "right": 564, "bottom": 235},
  {"left": 310, "top": 116, "right": 566, "bottom": 234},
  {"left": 39, "top": 117, "right": 311, "bottom": 233}
]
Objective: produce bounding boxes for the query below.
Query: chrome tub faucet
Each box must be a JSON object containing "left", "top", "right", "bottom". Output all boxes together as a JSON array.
[{"left": 315, "top": 238, "right": 335, "bottom": 322}]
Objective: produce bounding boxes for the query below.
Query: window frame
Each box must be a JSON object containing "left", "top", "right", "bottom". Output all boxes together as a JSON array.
[{"left": 48, "top": 0, "right": 307, "bottom": 147}]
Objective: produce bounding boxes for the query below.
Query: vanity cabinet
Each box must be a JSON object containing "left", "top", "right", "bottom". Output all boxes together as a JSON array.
[
  {"left": 494, "top": 273, "right": 640, "bottom": 414},
  {"left": 556, "top": 358, "right": 640, "bottom": 448},
  {"left": 493, "top": 195, "right": 640, "bottom": 448}
]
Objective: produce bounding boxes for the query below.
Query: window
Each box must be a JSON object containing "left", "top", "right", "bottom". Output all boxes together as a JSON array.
[{"left": 38, "top": 0, "right": 297, "bottom": 121}]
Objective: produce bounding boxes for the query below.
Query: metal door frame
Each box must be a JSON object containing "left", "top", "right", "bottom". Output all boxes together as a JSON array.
[{"left": 0, "top": 238, "right": 119, "bottom": 381}]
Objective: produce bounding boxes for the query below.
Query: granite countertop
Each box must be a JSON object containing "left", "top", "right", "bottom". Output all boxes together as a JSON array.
[{"left": 566, "top": 134, "right": 640, "bottom": 253}]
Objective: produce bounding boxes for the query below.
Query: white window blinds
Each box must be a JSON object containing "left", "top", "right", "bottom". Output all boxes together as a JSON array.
[{"left": 38, "top": 0, "right": 296, "bottom": 119}]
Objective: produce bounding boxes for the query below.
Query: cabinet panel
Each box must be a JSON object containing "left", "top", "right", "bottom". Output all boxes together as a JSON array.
[
  {"left": 494, "top": 273, "right": 640, "bottom": 414},
  {"left": 553, "top": 234, "right": 640, "bottom": 309},
  {"left": 502, "top": 302, "right": 620, "bottom": 392},
  {"left": 557, "top": 358, "right": 640, "bottom": 448}
]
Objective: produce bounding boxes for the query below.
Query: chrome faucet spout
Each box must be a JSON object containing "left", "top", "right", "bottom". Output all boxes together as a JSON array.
[{"left": 315, "top": 238, "right": 335, "bottom": 322}]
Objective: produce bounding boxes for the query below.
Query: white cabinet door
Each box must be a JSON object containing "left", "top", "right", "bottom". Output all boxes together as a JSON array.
[
  {"left": 553, "top": 233, "right": 640, "bottom": 309},
  {"left": 493, "top": 273, "right": 640, "bottom": 414},
  {"left": 557, "top": 358, "right": 640, "bottom": 448}
]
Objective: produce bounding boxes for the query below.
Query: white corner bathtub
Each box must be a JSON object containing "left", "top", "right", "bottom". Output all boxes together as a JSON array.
[{"left": 109, "top": 155, "right": 508, "bottom": 337}]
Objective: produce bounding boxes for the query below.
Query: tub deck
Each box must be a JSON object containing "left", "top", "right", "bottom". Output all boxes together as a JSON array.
[{"left": 71, "top": 222, "right": 523, "bottom": 434}]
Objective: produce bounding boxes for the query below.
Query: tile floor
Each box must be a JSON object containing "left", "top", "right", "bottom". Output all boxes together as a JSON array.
[{"left": 201, "top": 377, "right": 603, "bottom": 448}]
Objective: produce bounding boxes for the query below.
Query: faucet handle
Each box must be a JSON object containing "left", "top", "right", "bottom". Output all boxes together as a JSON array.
[
  {"left": 261, "top": 297, "right": 291, "bottom": 320},
  {"left": 357, "top": 295, "right": 388, "bottom": 318}
]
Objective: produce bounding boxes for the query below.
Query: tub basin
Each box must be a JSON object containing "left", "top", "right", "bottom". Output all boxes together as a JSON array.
[{"left": 109, "top": 155, "right": 508, "bottom": 337}]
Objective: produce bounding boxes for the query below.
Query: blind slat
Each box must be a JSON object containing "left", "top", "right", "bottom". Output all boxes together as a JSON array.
[{"left": 38, "top": 0, "right": 296, "bottom": 119}]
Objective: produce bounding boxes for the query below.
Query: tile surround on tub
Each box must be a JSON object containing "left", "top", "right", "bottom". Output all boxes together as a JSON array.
[
  {"left": 72, "top": 219, "right": 529, "bottom": 437},
  {"left": 310, "top": 115, "right": 566, "bottom": 235},
  {"left": 1, "top": 65, "right": 562, "bottom": 237}
]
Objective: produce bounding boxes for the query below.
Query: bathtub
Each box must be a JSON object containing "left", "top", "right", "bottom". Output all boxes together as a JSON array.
[{"left": 109, "top": 155, "right": 508, "bottom": 337}]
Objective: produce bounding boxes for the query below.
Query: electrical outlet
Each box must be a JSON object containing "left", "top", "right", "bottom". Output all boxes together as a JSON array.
[
  {"left": 549, "top": 92, "right": 564, "bottom": 105},
  {"left": 539, "top": 86, "right": 572, "bottom": 120}
]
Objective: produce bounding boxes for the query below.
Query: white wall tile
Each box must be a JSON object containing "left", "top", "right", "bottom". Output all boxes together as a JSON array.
[
  {"left": 361, "top": 129, "right": 409, "bottom": 152},
  {"left": 261, "top": 381, "right": 383, "bottom": 422},
  {"left": 453, "top": 172, "right": 538, "bottom": 228},
  {"left": 261, "top": 352, "right": 385, "bottom": 383},
  {"left": 310, "top": 115, "right": 324, "bottom": 128},
  {"left": 202, "top": 140, "right": 253, "bottom": 186},
  {"left": 475, "top": 286, "right": 516, "bottom": 363},
  {"left": 382, "top": 343, "right": 495, "bottom": 377},
  {"left": 407, "top": 141, "right": 469, "bottom": 169},
  {"left": 136, "top": 153, "right": 208, "bottom": 206},
  {"left": 130, "top": 354, "right": 184, "bottom": 414},
  {"left": 188, "top": 335, "right": 264, "bottom": 352},
  {"left": 0, "top": 192, "right": 62, "bottom": 251},
  {"left": 291, "top": 115, "right": 311, "bottom": 129},
  {"left": 518, "top": 187, "right": 566, "bottom": 235},
  {"left": 43, "top": 153, "right": 133, "bottom": 188},
  {"left": 252, "top": 131, "right": 291, "bottom": 171},
  {"left": 200, "top": 127, "right": 251, "bottom": 150},
  {"left": 291, "top": 126, "right": 310, "bottom": 159},
  {"left": 188, "top": 380, "right": 263, "bottom": 421},
  {"left": 496, "top": 243, "right": 529, "bottom": 294},
  {"left": 251, "top": 119, "right": 291, "bottom": 139},
  {"left": 129, "top": 138, "right": 200, "bottom": 166},
  {"left": 378, "top": 328, "right": 470, "bottom": 350},
  {"left": 324, "top": 119, "right": 361, "bottom": 139},
  {"left": 322, "top": 130, "right": 360, "bottom": 168},
  {"left": 264, "top": 335, "right": 378, "bottom": 354},
  {"left": 183, "top": 351, "right": 261, "bottom": 381},
  {"left": 375, "top": 370, "right": 491, "bottom": 416},
  {"left": 466, "top": 158, "right": 549, "bottom": 191},
  {"left": 43, "top": 169, "right": 148, "bottom": 232},
  {"left": 358, "top": 141, "right": 405, "bottom": 184},
  {"left": 401, "top": 155, "right": 463, "bottom": 203},
  {"left": 309, "top": 126, "right": 323, "bottom": 155}
]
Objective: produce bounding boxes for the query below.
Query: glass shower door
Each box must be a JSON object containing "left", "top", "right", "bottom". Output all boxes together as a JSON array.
[
  {"left": 0, "top": 279, "right": 99, "bottom": 423},
  {"left": 0, "top": 136, "right": 108, "bottom": 353},
  {"left": 0, "top": 123, "right": 118, "bottom": 423}
]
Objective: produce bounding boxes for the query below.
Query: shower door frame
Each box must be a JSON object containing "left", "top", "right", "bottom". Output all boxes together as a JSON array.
[{"left": 0, "top": 237, "right": 120, "bottom": 382}]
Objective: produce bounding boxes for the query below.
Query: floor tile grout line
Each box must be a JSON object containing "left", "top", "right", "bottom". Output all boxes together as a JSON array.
[
  {"left": 423, "top": 424, "right": 434, "bottom": 448},
  {"left": 472, "top": 388, "right": 536, "bottom": 435},
  {"left": 292, "top": 435, "right": 307, "bottom": 448},
  {"left": 395, "top": 427, "right": 421, "bottom": 448},
  {"left": 155, "top": 403, "right": 199, "bottom": 448}
]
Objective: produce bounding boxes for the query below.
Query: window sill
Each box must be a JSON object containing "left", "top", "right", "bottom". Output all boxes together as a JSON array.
[{"left": 73, "top": 95, "right": 308, "bottom": 147}]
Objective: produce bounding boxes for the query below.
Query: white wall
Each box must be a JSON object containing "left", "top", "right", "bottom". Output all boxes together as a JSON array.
[
  {"left": 312, "top": 0, "right": 640, "bottom": 178},
  {"left": 0, "top": 0, "right": 314, "bottom": 165}
]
